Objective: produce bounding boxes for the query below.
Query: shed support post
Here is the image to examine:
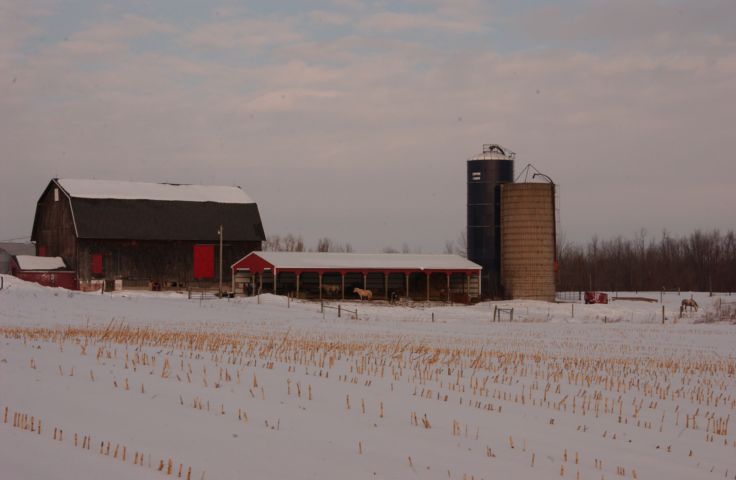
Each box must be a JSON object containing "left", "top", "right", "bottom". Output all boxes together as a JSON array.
[
  {"left": 273, "top": 269, "right": 277, "bottom": 295},
  {"left": 363, "top": 273, "right": 367, "bottom": 291},
  {"left": 446, "top": 273, "right": 450, "bottom": 303},
  {"left": 405, "top": 273, "right": 410, "bottom": 300},
  {"left": 384, "top": 273, "right": 388, "bottom": 300},
  {"left": 341, "top": 273, "right": 345, "bottom": 301},
  {"left": 231, "top": 269, "right": 235, "bottom": 295},
  {"left": 319, "top": 272, "right": 323, "bottom": 301},
  {"left": 296, "top": 273, "right": 300, "bottom": 299},
  {"left": 426, "top": 273, "right": 430, "bottom": 302},
  {"left": 259, "top": 272, "right": 263, "bottom": 295}
]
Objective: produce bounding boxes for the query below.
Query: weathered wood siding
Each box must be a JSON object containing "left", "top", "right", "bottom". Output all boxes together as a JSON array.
[
  {"left": 33, "top": 184, "right": 77, "bottom": 268},
  {"left": 76, "top": 239, "right": 261, "bottom": 286}
]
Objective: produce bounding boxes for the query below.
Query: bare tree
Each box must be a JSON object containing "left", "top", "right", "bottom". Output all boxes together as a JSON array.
[
  {"left": 264, "top": 234, "right": 305, "bottom": 252},
  {"left": 263, "top": 234, "right": 282, "bottom": 252},
  {"left": 316, "top": 238, "right": 333, "bottom": 252},
  {"left": 444, "top": 231, "right": 467, "bottom": 257},
  {"left": 443, "top": 240, "right": 455, "bottom": 255},
  {"left": 314, "top": 238, "right": 353, "bottom": 253},
  {"left": 557, "top": 229, "right": 736, "bottom": 292},
  {"left": 283, "top": 234, "right": 305, "bottom": 252},
  {"left": 455, "top": 231, "right": 467, "bottom": 257}
]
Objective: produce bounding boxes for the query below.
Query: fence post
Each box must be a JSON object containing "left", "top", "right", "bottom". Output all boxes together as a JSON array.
[
  {"left": 661, "top": 305, "right": 665, "bottom": 324},
  {"left": 320, "top": 301, "right": 324, "bottom": 313},
  {"left": 431, "top": 312, "right": 435, "bottom": 323},
  {"left": 338, "top": 304, "right": 341, "bottom": 318},
  {"left": 571, "top": 303, "right": 574, "bottom": 318},
  {"left": 492, "top": 306, "right": 497, "bottom": 323},
  {"left": 510, "top": 308, "right": 514, "bottom": 322}
]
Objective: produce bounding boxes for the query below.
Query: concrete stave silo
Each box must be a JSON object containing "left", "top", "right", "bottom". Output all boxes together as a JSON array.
[{"left": 500, "top": 182, "right": 556, "bottom": 301}]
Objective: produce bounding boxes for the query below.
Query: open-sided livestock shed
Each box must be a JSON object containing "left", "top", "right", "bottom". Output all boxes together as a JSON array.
[
  {"left": 231, "top": 251, "right": 482, "bottom": 302},
  {"left": 31, "top": 178, "right": 265, "bottom": 291}
]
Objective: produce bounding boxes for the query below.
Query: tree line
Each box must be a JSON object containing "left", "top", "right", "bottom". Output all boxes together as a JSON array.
[
  {"left": 264, "top": 234, "right": 356, "bottom": 253},
  {"left": 263, "top": 234, "right": 426, "bottom": 254},
  {"left": 557, "top": 229, "right": 736, "bottom": 293}
]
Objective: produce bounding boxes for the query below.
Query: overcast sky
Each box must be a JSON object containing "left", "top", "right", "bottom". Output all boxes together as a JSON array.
[{"left": 2, "top": 0, "right": 735, "bottom": 252}]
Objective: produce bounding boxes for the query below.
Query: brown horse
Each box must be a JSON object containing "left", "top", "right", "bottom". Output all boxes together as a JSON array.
[
  {"left": 353, "top": 287, "right": 373, "bottom": 301},
  {"left": 681, "top": 298, "right": 699, "bottom": 312},
  {"left": 322, "top": 284, "right": 341, "bottom": 297}
]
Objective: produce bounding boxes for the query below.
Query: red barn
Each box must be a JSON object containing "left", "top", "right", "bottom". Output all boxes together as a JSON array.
[{"left": 31, "top": 178, "right": 265, "bottom": 291}]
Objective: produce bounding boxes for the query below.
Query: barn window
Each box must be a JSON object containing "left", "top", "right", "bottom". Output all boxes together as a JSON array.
[
  {"left": 91, "top": 254, "right": 103, "bottom": 275},
  {"left": 472, "top": 171, "right": 481, "bottom": 181},
  {"left": 54, "top": 188, "right": 59, "bottom": 202},
  {"left": 193, "top": 245, "right": 215, "bottom": 279}
]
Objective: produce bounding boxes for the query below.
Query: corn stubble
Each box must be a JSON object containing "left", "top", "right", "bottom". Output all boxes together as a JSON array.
[{"left": 1, "top": 322, "right": 734, "bottom": 479}]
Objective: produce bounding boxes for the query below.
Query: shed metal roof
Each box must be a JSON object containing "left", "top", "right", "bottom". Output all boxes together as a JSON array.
[{"left": 233, "top": 251, "right": 481, "bottom": 272}]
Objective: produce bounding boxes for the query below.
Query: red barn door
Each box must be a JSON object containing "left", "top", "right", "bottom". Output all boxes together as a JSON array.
[
  {"left": 91, "top": 253, "right": 103, "bottom": 275},
  {"left": 193, "top": 245, "right": 215, "bottom": 279}
]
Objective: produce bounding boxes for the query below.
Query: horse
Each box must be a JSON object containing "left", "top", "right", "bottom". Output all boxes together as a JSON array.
[
  {"left": 353, "top": 287, "right": 373, "bottom": 301},
  {"left": 322, "top": 284, "right": 341, "bottom": 297},
  {"left": 681, "top": 298, "right": 699, "bottom": 312}
]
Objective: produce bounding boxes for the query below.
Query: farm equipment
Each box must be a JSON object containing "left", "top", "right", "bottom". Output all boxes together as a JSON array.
[{"left": 584, "top": 291, "right": 609, "bottom": 304}]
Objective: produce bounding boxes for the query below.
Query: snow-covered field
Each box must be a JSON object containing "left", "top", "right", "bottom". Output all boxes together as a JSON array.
[{"left": 1, "top": 274, "right": 734, "bottom": 479}]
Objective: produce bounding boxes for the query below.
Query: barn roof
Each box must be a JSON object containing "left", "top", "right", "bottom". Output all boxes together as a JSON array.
[
  {"left": 32, "top": 179, "right": 265, "bottom": 242},
  {"left": 57, "top": 179, "right": 254, "bottom": 204},
  {"left": 14, "top": 255, "right": 68, "bottom": 271},
  {"left": 233, "top": 251, "right": 481, "bottom": 272}
]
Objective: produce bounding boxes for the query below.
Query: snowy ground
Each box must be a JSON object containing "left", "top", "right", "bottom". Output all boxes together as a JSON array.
[{"left": 0, "top": 274, "right": 734, "bottom": 479}]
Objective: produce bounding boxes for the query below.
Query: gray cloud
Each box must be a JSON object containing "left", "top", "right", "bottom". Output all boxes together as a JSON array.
[{"left": 1, "top": 1, "right": 735, "bottom": 251}]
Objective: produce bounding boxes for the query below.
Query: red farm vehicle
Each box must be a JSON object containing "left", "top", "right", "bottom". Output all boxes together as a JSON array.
[{"left": 584, "top": 291, "right": 609, "bottom": 304}]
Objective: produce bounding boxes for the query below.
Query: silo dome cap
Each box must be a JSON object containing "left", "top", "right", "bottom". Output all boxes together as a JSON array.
[{"left": 468, "top": 144, "right": 515, "bottom": 161}]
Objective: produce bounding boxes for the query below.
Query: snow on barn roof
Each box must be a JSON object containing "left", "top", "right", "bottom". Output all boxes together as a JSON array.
[
  {"left": 15, "top": 255, "right": 68, "bottom": 271},
  {"left": 235, "top": 251, "right": 481, "bottom": 271},
  {"left": 57, "top": 179, "right": 254, "bottom": 204}
]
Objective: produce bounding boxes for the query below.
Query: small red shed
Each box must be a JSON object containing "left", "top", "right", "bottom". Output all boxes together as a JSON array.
[{"left": 10, "top": 255, "right": 78, "bottom": 290}]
